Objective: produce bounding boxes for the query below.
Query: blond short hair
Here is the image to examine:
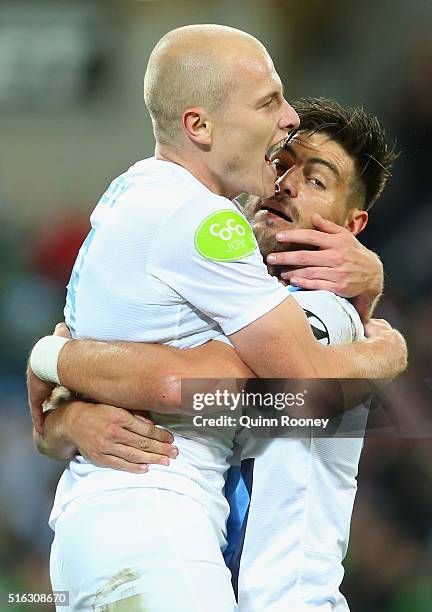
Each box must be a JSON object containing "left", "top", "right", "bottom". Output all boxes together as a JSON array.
[{"left": 144, "top": 24, "right": 259, "bottom": 146}]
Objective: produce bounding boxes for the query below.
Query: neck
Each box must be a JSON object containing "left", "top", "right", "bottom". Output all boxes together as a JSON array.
[{"left": 155, "top": 143, "right": 234, "bottom": 199}]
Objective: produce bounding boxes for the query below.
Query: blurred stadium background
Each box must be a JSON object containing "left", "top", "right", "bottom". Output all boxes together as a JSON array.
[{"left": 0, "top": 1, "right": 431, "bottom": 610}]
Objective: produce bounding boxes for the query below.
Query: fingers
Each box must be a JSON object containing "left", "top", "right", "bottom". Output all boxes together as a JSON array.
[
  {"left": 70, "top": 404, "right": 179, "bottom": 475},
  {"left": 275, "top": 228, "right": 335, "bottom": 248},
  {"left": 281, "top": 267, "right": 340, "bottom": 283},
  {"left": 125, "top": 417, "right": 174, "bottom": 444},
  {"left": 115, "top": 429, "right": 178, "bottom": 459},
  {"left": 267, "top": 249, "right": 334, "bottom": 267},
  {"left": 111, "top": 443, "right": 174, "bottom": 466},
  {"left": 281, "top": 267, "right": 350, "bottom": 295},
  {"left": 90, "top": 454, "right": 150, "bottom": 474},
  {"left": 286, "top": 278, "right": 339, "bottom": 292},
  {"left": 99, "top": 406, "right": 174, "bottom": 444},
  {"left": 132, "top": 413, "right": 154, "bottom": 424},
  {"left": 311, "top": 213, "right": 343, "bottom": 234},
  {"left": 87, "top": 443, "right": 175, "bottom": 474}
]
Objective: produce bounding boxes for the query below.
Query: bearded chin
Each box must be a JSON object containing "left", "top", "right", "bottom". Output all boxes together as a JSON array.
[
  {"left": 256, "top": 229, "right": 318, "bottom": 280},
  {"left": 256, "top": 232, "right": 291, "bottom": 260}
]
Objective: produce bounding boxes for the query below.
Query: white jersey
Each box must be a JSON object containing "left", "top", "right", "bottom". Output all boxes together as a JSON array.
[
  {"left": 50, "top": 156, "right": 288, "bottom": 529},
  {"left": 225, "top": 289, "right": 368, "bottom": 611}
]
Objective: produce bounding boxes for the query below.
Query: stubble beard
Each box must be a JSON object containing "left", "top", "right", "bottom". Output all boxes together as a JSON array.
[{"left": 243, "top": 194, "right": 317, "bottom": 280}]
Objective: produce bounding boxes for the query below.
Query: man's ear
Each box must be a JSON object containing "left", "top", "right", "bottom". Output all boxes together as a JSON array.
[
  {"left": 182, "top": 107, "right": 212, "bottom": 146},
  {"left": 346, "top": 208, "right": 368, "bottom": 236}
]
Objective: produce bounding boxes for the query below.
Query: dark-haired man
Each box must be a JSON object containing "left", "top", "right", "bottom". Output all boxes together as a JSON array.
[
  {"left": 261, "top": 97, "right": 396, "bottom": 292},
  {"left": 32, "top": 97, "right": 398, "bottom": 610},
  {"left": 224, "top": 97, "right": 399, "bottom": 611}
]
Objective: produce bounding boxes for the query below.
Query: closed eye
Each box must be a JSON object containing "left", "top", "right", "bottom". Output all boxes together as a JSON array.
[{"left": 261, "top": 96, "right": 275, "bottom": 108}]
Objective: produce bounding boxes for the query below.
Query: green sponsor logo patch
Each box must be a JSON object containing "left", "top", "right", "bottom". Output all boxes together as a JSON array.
[{"left": 194, "top": 209, "right": 257, "bottom": 262}]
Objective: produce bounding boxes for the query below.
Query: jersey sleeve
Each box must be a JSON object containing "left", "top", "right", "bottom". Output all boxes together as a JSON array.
[
  {"left": 148, "top": 194, "right": 289, "bottom": 336},
  {"left": 337, "top": 296, "right": 365, "bottom": 341},
  {"left": 291, "top": 290, "right": 365, "bottom": 344}
]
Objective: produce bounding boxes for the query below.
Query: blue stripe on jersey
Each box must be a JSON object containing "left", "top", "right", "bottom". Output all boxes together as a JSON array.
[
  {"left": 224, "top": 458, "right": 255, "bottom": 600},
  {"left": 99, "top": 172, "right": 130, "bottom": 207},
  {"left": 223, "top": 288, "right": 300, "bottom": 595},
  {"left": 224, "top": 467, "right": 248, "bottom": 566},
  {"left": 65, "top": 228, "right": 95, "bottom": 336}
]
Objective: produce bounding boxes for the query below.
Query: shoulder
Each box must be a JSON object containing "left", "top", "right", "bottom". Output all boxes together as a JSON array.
[{"left": 291, "top": 290, "right": 364, "bottom": 344}]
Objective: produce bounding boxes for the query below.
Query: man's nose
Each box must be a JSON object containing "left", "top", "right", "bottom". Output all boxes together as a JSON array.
[
  {"left": 279, "top": 99, "right": 300, "bottom": 132},
  {"left": 275, "top": 166, "right": 298, "bottom": 198}
]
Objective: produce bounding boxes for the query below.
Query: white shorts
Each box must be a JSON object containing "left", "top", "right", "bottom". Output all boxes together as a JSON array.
[{"left": 50, "top": 488, "right": 237, "bottom": 611}]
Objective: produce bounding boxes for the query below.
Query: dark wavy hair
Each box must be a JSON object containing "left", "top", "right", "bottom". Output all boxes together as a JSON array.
[{"left": 291, "top": 97, "right": 399, "bottom": 210}]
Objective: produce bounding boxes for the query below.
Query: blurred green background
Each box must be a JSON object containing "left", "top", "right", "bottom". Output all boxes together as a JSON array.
[{"left": 0, "top": 1, "right": 431, "bottom": 610}]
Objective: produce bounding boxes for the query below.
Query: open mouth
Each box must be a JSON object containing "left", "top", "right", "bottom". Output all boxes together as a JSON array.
[
  {"left": 261, "top": 204, "right": 292, "bottom": 223},
  {"left": 266, "top": 134, "right": 293, "bottom": 162},
  {"left": 265, "top": 136, "right": 287, "bottom": 170},
  {"left": 264, "top": 154, "right": 277, "bottom": 179}
]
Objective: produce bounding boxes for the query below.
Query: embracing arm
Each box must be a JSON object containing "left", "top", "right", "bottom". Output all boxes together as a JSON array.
[
  {"left": 29, "top": 307, "right": 405, "bottom": 461},
  {"left": 29, "top": 303, "right": 405, "bottom": 435},
  {"left": 28, "top": 334, "right": 253, "bottom": 434},
  {"left": 29, "top": 329, "right": 250, "bottom": 468},
  {"left": 229, "top": 296, "right": 406, "bottom": 380},
  {"left": 56, "top": 338, "right": 252, "bottom": 411}
]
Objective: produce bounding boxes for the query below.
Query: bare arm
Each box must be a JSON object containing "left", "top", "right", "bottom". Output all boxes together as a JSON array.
[
  {"left": 52, "top": 301, "right": 405, "bottom": 410},
  {"left": 57, "top": 338, "right": 253, "bottom": 410},
  {"left": 29, "top": 303, "right": 404, "bottom": 435},
  {"left": 33, "top": 312, "right": 402, "bottom": 465},
  {"left": 28, "top": 337, "right": 253, "bottom": 433},
  {"left": 229, "top": 297, "right": 406, "bottom": 380}
]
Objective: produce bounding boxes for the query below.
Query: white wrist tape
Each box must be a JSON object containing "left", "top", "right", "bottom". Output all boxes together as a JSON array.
[{"left": 30, "top": 336, "right": 71, "bottom": 385}]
